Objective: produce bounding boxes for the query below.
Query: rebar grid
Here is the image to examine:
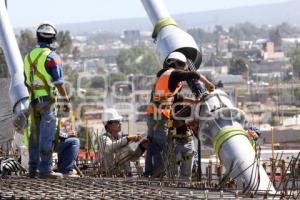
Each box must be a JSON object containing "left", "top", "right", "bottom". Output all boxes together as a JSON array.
[{"left": 0, "top": 176, "right": 290, "bottom": 200}]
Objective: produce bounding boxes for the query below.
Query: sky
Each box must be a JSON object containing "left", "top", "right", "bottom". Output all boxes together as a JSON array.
[{"left": 7, "top": 0, "right": 291, "bottom": 28}]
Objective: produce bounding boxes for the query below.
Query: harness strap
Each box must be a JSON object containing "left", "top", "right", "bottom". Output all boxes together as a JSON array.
[
  {"left": 27, "top": 50, "right": 54, "bottom": 99},
  {"left": 27, "top": 49, "right": 56, "bottom": 145},
  {"left": 53, "top": 119, "right": 61, "bottom": 153}
]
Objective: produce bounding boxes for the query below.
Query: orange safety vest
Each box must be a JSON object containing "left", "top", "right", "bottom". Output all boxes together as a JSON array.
[{"left": 147, "top": 68, "right": 183, "bottom": 118}]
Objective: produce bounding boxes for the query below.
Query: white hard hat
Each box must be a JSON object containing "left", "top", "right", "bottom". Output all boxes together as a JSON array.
[
  {"left": 166, "top": 52, "right": 187, "bottom": 65},
  {"left": 102, "top": 108, "right": 123, "bottom": 125},
  {"left": 36, "top": 21, "right": 57, "bottom": 39}
]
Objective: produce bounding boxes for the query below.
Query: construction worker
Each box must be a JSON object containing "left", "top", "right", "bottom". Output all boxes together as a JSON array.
[
  {"left": 23, "top": 21, "right": 70, "bottom": 179},
  {"left": 98, "top": 108, "right": 146, "bottom": 177},
  {"left": 56, "top": 118, "right": 80, "bottom": 178},
  {"left": 145, "top": 51, "right": 215, "bottom": 178},
  {"left": 168, "top": 101, "right": 197, "bottom": 180}
]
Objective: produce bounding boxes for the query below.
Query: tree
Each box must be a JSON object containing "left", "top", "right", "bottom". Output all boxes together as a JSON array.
[
  {"left": 116, "top": 46, "right": 160, "bottom": 75},
  {"left": 229, "top": 57, "right": 248, "bottom": 75},
  {"left": 72, "top": 46, "right": 81, "bottom": 58},
  {"left": 90, "top": 76, "right": 105, "bottom": 88},
  {"left": 214, "top": 25, "right": 225, "bottom": 54},
  {"left": 229, "top": 22, "right": 261, "bottom": 41},
  {"left": 294, "top": 86, "right": 300, "bottom": 101},
  {"left": 17, "top": 29, "right": 36, "bottom": 56},
  {"left": 108, "top": 72, "right": 125, "bottom": 85},
  {"left": 287, "top": 47, "right": 300, "bottom": 78},
  {"left": 269, "top": 28, "right": 282, "bottom": 51},
  {"left": 268, "top": 115, "right": 280, "bottom": 126},
  {"left": 56, "top": 31, "right": 73, "bottom": 55},
  {"left": 275, "top": 23, "right": 300, "bottom": 37},
  {"left": 187, "top": 28, "right": 213, "bottom": 44}
]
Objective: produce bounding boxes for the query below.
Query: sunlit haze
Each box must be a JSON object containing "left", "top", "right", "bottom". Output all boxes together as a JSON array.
[{"left": 7, "top": 0, "right": 290, "bottom": 28}]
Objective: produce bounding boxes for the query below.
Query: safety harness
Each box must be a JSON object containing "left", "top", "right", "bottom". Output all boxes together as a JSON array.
[{"left": 26, "top": 49, "right": 56, "bottom": 145}]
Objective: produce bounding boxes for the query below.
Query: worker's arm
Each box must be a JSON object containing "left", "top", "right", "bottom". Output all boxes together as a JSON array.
[
  {"left": 55, "top": 83, "right": 69, "bottom": 101},
  {"left": 169, "top": 71, "right": 215, "bottom": 92},
  {"left": 45, "top": 52, "right": 69, "bottom": 100},
  {"left": 169, "top": 71, "right": 199, "bottom": 90},
  {"left": 102, "top": 135, "right": 141, "bottom": 153},
  {"left": 198, "top": 74, "right": 215, "bottom": 92},
  {"left": 102, "top": 135, "right": 128, "bottom": 153}
]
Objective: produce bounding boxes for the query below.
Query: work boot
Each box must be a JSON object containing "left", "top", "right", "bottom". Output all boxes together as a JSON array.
[
  {"left": 27, "top": 170, "right": 38, "bottom": 178},
  {"left": 39, "top": 171, "right": 63, "bottom": 179},
  {"left": 62, "top": 171, "right": 80, "bottom": 178},
  {"left": 151, "top": 170, "right": 166, "bottom": 179}
]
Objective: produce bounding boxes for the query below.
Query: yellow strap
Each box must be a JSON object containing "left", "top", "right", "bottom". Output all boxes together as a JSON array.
[
  {"left": 29, "top": 107, "right": 39, "bottom": 146},
  {"left": 176, "top": 153, "right": 193, "bottom": 164},
  {"left": 27, "top": 49, "right": 54, "bottom": 99},
  {"left": 167, "top": 119, "right": 173, "bottom": 128},
  {"left": 152, "top": 17, "right": 177, "bottom": 39},
  {"left": 212, "top": 126, "right": 248, "bottom": 157},
  {"left": 27, "top": 49, "right": 55, "bottom": 145},
  {"left": 172, "top": 133, "right": 193, "bottom": 139},
  {"left": 53, "top": 119, "right": 61, "bottom": 152}
]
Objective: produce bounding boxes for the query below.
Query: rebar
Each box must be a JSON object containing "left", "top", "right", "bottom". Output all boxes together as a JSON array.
[{"left": 0, "top": 176, "right": 286, "bottom": 199}]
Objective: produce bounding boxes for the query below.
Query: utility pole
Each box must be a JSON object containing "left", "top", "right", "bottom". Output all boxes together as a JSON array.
[{"left": 275, "top": 74, "right": 280, "bottom": 123}]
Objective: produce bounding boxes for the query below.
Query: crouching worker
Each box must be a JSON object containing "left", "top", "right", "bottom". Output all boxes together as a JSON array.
[
  {"left": 98, "top": 108, "right": 147, "bottom": 177},
  {"left": 55, "top": 118, "right": 80, "bottom": 178}
]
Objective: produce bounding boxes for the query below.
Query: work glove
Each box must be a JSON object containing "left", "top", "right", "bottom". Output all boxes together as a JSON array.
[
  {"left": 57, "top": 102, "right": 71, "bottom": 118},
  {"left": 247, "top": 124, "right": 261, "bottom": 141},
  {"left": 206, "top": 82, "right": 215, "bottom": 92},
  {"left": 127, "top": 135, "right": 142, "bottom": 142}
]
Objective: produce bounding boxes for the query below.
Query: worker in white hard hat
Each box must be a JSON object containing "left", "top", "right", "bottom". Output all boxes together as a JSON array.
[
  {"left": 98, "top": 108, "right": 147, "bottom": 177},
  {"left": 145, "top": 51, "right": 215, "bottom": 178},
  {"left": 23, "top": 21, "right": 70, "bottom": 179}
]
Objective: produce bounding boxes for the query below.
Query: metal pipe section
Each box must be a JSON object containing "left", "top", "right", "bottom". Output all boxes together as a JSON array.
[
  {"left": 0, "top": 0, "right": 29, "bottom": 132},
  {"left": 219, "top": 135, "right": 275, "bottom": 193},
  {"left": 141, "top": 0, "right": 275, "bottom": 193},
  {"left": 198, "top": 90, "right": 276, "bottom": 193},
  {"left": 141, "top": 0, "right": 202, "bottom": 68},
  {"left": 141, "top": 0, "right": 170, "bottom": 25}
]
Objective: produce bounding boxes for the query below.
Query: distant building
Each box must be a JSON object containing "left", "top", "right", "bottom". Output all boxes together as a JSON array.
[
  {"left": 214, "top": 74, "right": 245, "bottom": 85},
  {"left": 238, "top": 40, "right": 253, "bottom": 49},
  {"left": 263, "top": 42, "right": 274, "bottom": 53},
  {"left": 198, "top": 65, "right": 229, "bottom": 77},
  {"left": 232, "top": 48, "right": 263, "bottom": 63},
  {"left": 281, "top": 37, "right": 300, "bottom": 52},
  {"left": 262, "top": 41, "right": 285, "bottom": 60},
  {"left": 123, "top": 30, "right": 141, "bottom": 45},
  {"left": 251, "top": 60, "right": 291, "bottom": 80}
]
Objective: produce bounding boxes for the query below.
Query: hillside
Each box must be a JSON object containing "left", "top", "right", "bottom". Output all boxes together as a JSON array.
[{"left": 58, "top": 0, "right": 300, "bottom": 34}]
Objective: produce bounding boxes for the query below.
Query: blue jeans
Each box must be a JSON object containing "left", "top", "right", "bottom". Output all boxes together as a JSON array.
[
  {"left": 175, "top": 139, "right": 195, "bottom": 180},
  {"left": 145, "top": 114, "right": 168, "bottom": 177},
  {"left": 28, "top": 102, "right": 56, "bottom": 174},
  {"left": 57, "top": 137, "right": 80, "bottom": 173}
]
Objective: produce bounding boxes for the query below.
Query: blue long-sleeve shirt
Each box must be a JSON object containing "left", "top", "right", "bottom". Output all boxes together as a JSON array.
[{"left": 39, "top": 42, "right": 64, "bottom": 84}]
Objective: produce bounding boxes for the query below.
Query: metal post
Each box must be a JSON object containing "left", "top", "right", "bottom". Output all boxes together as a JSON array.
[{"left": 197, "top": 137, "right": 202, "bottom": 181}]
